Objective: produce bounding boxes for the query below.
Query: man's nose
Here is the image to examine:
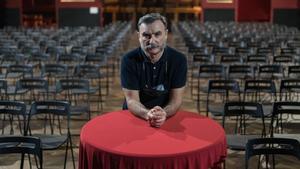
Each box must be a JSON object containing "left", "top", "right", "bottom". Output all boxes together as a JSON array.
[{"left": 149, "top": 35, "right": 156, "bottom": 43}]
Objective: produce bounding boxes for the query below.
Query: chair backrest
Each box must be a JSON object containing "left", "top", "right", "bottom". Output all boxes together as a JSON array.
[
  {"left": 57, "top": 79, "right": 90, "bottom": 92},
  {"left": 220, "top": 54, "right": 242, "bottom": 65},
  {"left": 27, "top": 53, "right": 49, "bottom": 63},
  {"left": 288, "top": 65, "right": 300, "bottom": 79},
  {"left": 15, "top": 78, "right": 48, "bottom": 101},
  {"left": 57, "top": 53, "right": 79, "bottom": 63},
  {"left": 257, "top": 47, "right": 274, "bottom": 55},
  {"left": 281, "top": 48, "right": 295, "bottom": 55},
  {"left": 243, "top": 80, "right": 277, "bottom": 115},
  {"left": 198, "top": 64, "right": 225, "bottom": 78},
  {"left": 271, "top": 101, "right": 300, "bottom": 136},
  {"left": 228, "top": 65, "right": 254, "bottom": 80},
  {"left": 223, "top": 102, "right": 265, "bottom": 135},
  {"left": 208, "top": 80, "right": 240, "bottom": 94},
  {"left": 192, "top": 54, "right": 214, "bottom": 64},
  {"left": 258, "top": 64, "right": 283, "bottom": 78},
  {"left": 244, "top": 80, "right": 276, "bottom": 96},
  {"left": 235, "top": 47, "right": 252, "bottom": 55},
  {"left": 5, "top": 64, "right": 33, "bottom": 78},
  {"left": 273, "top": 55, "right": 294, "bottom": 65},
  {"left": 16, "top": 78, "right": 48, "bottom": 92},
  {"left": 0, "top": 136, "right": 43, "bottom": 169},
  {"left": 212, "top": 46, "right": 230, "bottom": 55},
  {"left": 279, "top": 79, "right": 300, "bottom": 101},
  {"left": 74, "top": 64, "right": 101, "bottom": 78},
  {"left": 246, "top": 55, "right": 267, "bottom": 65},
  {"left": 28, "top": 101, "right": 70, "bottom": 135},
  {"left": 245, "top": 137, "right": 300, "bottom": 169},
  {"left": 41, "top": 63, "right": 68, "bottom": 78},
  {"left": 85, "top": 53, "right": 107, "bottom": 65}
]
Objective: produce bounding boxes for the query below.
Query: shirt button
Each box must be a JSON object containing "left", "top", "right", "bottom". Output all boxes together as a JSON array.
[{"left": 153, "top": 66, "right": 156, "bottom": 70}]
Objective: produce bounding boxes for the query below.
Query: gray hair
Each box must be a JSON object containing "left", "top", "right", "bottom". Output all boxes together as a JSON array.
[{"left": 137, "top": 13, "right": 167, "bottom": 31}]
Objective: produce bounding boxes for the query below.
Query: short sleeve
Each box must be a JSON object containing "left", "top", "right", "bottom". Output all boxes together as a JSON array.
[
  {"left": 120, "top": 55, "right": 140, "bottom": 90},
  {"left": 170, "top": 54, "right": 187, "bottom": 88}
]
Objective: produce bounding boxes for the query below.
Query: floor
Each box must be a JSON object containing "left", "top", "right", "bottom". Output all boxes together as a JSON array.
[{"left": 0, "top": 30, "right": 299, "bottom": 169}]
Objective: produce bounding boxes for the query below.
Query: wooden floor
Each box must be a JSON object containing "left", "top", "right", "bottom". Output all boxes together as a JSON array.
[{"left": 1, "top": 32, "right": 299, "bottom": 169}]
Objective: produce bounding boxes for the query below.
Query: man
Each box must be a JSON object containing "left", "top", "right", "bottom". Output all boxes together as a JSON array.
[{"left": 121, "top": 13, "right": 187, "bottom": 128}]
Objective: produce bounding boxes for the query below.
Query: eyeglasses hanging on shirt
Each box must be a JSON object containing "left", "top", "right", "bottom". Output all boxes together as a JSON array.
[{"left": 142, "top": 61, "right": 169, "bottom": 97}]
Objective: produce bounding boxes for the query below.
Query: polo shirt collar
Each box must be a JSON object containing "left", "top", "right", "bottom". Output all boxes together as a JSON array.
[{"left": 140, "top": 47, "right": 167, "bottom": 64}]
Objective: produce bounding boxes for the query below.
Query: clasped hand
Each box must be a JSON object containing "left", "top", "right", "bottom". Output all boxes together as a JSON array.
[{"left": 146, "top": 106, "right": 167, "bottom": 128}]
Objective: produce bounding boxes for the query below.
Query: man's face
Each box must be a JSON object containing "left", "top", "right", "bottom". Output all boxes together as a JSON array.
[{"left": 138, "top": 20, "right": 168, "bottom": 60}]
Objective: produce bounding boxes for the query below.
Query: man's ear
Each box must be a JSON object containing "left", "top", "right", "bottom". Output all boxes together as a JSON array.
[{"left": 137, "top": 31, "right": 140, "bottom": 38}]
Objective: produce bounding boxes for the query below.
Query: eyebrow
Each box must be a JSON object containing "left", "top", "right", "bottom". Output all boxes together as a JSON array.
[{"left": 142, "top": 31, "right": 162, "bottom": 37}]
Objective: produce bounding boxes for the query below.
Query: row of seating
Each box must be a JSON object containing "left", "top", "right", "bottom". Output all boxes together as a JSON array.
[
  {"left": 222, "top": 101, "right": 300, "bottom": 168},
  {"left": 178, "top": 21, "right": 300, "bottom": 49},
  {"left": 0, "top": 22, "right": 133, "bottom": 169},
  {"left": 197, "top": 79, "right": 300, "bottom": 117},
  {"left": 0, "top": 100, "right": 74, "bottom": 169},
  {"left": 0, "top": 22, "right": 132, "bottom": 82},
  {"left": 170, "top": 22, "right": 300, "bottom": 168}
]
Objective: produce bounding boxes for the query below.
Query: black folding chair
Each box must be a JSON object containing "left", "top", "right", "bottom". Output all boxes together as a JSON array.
[
  {"left": 0, "top": 136, "right": 43, "bottom": 169},
  {"left": 28, "top": 101, "right": 75, "bottom": 169},
  {"left": 245, "top": 137, "right": 300, "bottom": 169},
  {"left": 223, "top": 102, "right": 266, "bottom": 151}
]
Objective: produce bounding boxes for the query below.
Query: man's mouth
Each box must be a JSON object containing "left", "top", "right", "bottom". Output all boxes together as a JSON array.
[{"left": 145, "top": 44, "right": 159, "bottom": 50}]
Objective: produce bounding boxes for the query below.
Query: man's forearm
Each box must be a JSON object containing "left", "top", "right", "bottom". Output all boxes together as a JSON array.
[
  {"left": 163, "top": 88, "right": 184, "bottom": 117},
  {"left": 127, "top": 99, "right": 149, "bottom": 120},
  {"left": 163, "top": 101, "right": 181, "bottom": 117}
]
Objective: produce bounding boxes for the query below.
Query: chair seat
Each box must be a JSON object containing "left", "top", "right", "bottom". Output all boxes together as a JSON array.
[
  {"left": 273, "top": 134, "right": 300, "bottom": 142},
  {"left": 262, "top": 104, "right": 273, "bottom": 117},
  {"left": 0, "top": 135, "right": 19, "bottom": 148},
  {"left": 69, "top": 89, "right": 96, "bottom": 94},
  {"left": 227, "top": 134, "right": 263, "bottom": 150},
  {"left": 33, "top": 134, "right": 68, "bottom": 150},
  {"left": 199, "top": 86, "right": 208, "bottom": 93},
  {"left": 70, "top": 105, "right": 89, "bottom": 115},
  {"left": 208, "top": 103, "right": 224, "bottom": 116}
]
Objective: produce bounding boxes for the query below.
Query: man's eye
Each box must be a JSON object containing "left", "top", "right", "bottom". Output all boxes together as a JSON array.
[
  {"left": 154, "top": 32, "right": 162, "bottom": 37},
  {"left": 142, "top": 34, "right": 151, "bottom": 39}
]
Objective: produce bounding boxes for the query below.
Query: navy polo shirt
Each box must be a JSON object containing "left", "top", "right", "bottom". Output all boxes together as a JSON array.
[{"left": 121, "top": 46, "right": 187, "bottom": 109}]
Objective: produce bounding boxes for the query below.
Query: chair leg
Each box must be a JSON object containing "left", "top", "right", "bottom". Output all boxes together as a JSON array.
[
  {"left": 20, "top": 153, "right": 25, "bottom": 169},
  {"left": 63, "top": 138, "right": 69, "bottom": 169},
  {"left": 69, "top": 136, "right": 76, "bottom": 169}
]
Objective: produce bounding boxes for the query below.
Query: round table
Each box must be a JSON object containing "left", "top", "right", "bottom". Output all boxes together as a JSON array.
[{"left": 79, "top": 110, "right": 227, "bottom": 169}]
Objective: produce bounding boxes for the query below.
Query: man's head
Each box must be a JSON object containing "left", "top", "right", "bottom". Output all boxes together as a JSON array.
[{"left": 137, "top": 13, "right": 168, "bottom": 62}]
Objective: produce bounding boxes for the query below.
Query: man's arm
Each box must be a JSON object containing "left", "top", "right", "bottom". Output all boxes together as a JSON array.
[
  {"left": 163, "top": 86, "right": 185, "bottom": 117},
  {"left": 122, "top": 88, "right": 150, "bottom": 120},
  {"left": 148, "top": 86, "right": 185, "bottom": 128}
]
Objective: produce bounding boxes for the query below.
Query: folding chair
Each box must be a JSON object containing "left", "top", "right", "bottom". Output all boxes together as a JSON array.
[
  {"left": 28, "top": 101, "right": 75, "bottom": 169},
  {"left": 0, "top": 136, "right": 43, "bottom": 169},
  {"left": 245, "top": 137, "right": 300, "bottom": 169}
]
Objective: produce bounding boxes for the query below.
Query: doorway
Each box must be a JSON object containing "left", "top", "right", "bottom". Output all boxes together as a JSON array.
[
  {"left": 22, "top": 0, "right": 56, "bottom": 27},
  {"left": 238, "top": 0, "right": 271, "bottom": 22}
]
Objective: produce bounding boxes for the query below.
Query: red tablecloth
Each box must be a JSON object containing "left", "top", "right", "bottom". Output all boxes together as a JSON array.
[{"left": 79, "top": 110, "right": 227, "bottom": 169}]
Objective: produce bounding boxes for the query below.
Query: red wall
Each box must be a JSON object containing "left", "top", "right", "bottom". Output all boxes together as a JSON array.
[
  {"left": 272, "top": 0, "right": 298, "bottom": 8},
  {"left": 201, "top": 0, "right": 237, "bottom": 21},
  {"left": 238, "top": 0, "right": 271, "bottom": 22},
  {"left": 4, "top": 0, "right": 21, "bottom": 8}
]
